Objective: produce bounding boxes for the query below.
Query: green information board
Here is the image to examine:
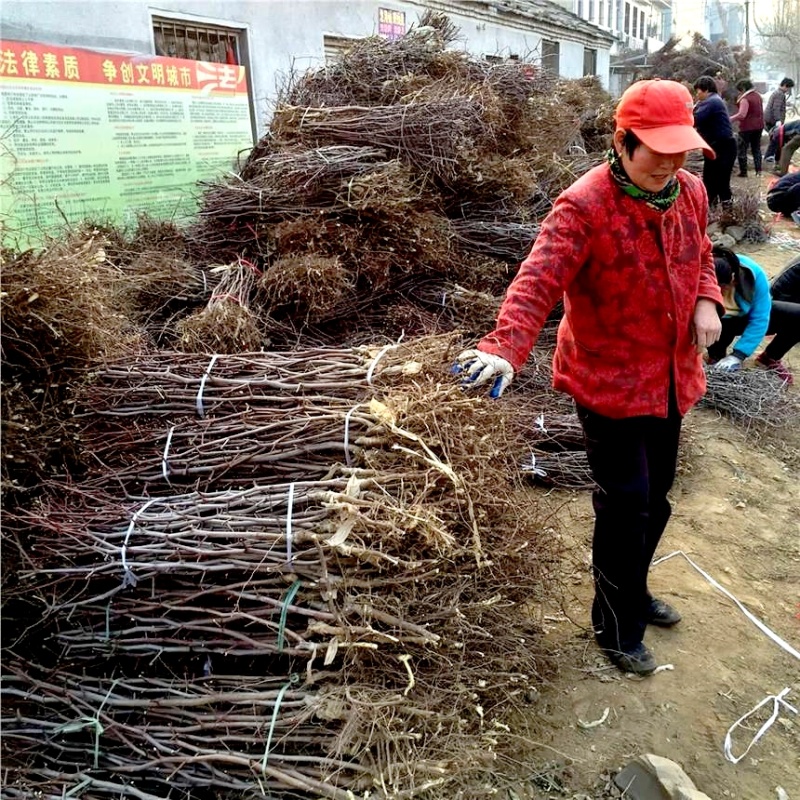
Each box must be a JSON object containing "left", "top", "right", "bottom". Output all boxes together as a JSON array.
[{"left": 0, "top": 39, "right": 255, "bottom": 246}]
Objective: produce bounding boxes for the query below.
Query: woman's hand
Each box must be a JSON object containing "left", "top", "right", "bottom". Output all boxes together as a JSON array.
[{"left": 692, "top": 298, "right": 723, "bottom": 353}]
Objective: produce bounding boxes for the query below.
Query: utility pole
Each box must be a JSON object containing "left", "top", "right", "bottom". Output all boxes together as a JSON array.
[{"left": 744, "top": 0, "right": 750, "bottom": 49}]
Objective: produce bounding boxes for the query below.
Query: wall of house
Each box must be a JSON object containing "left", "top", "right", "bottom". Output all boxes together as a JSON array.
[{"left": 2, "top": 1, "right": 613, "bottom": 135}]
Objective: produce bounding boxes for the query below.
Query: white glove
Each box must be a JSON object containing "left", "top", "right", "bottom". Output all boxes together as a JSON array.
[
  {"left": 452, "top": 349, "right": 515, "bottom": 398},
  {"left": 713, "top": 354, "right": 743, "bottom": 372}
]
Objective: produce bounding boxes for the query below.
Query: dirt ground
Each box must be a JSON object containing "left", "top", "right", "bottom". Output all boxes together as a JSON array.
[{"left": 524, "top": 189, "right": 800, "bottom": 800}]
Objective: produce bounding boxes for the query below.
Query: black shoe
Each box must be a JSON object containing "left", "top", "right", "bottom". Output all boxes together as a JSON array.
[
  {"left": 738, "top": 172, "right": 747, "bottom": 177},
  {"left": 601, "top": 642, "right": 657, "bottom": 675},
  {"left": 647, "top": 597, "right": 682, "bottom": 627}
]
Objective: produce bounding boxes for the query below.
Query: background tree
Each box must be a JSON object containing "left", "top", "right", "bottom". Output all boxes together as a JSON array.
[{"left": 754, "top": 0, "right": 800, "bottom": 86}]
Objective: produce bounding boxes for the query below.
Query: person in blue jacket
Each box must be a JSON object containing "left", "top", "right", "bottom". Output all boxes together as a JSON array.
[{"left": 708, "top": 246, "right": 772, "bottom": 370}]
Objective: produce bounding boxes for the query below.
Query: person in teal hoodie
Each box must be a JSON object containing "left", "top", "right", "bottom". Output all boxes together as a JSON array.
[{"left": 708, "top": 246, "right": 772, "bottom": 370}]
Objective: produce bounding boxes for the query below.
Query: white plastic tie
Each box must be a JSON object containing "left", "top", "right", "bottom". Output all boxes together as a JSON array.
[
  {"left": 285, "top": 482, "right": 295, "bottom": 567},
  {"left": 652, "top": 550, "right": 800, "bottom": 661},
  {"left": 343, "top": 405, "right": 359, "bottom": 467},
  {"left": 535, "top": 413, "right": 547, "bottom": 432},
  {"left": 723, "top": 688, "right": 797, "bottom": 764},
  {"left": 366, "top": 334, "right": 404, "bottom": 385},
  {"left": 521, "top": 452, "right": 547, "bottom": 478},
  {"left": 195, "top": 353, "right": 219, "bottom": 418},
  {"left": 161, "top": 425, "right": 175, "bottom": 482},
  {"left": 120, "top": 498, "right": 159, "bottom": 588}
]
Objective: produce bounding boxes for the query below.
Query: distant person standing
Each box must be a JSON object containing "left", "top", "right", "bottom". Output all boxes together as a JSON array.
[
  {"left": 764, "top": 78, "right": 795, "bottom": 150},
  {"left": 693, "top": 75, "right": 737, "bottom": 207},
  {"left": 730, "top": 79, "right": 764, "bottom": 177}
]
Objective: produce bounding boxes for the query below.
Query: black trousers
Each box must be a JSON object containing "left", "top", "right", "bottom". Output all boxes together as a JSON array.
[
  {"left": 703, "top": 137, "right": 737, "bottom": 205},
  {"left": 709, "top": 301, "right": 800, "bottom": 362},
  {"left": 737, "top": 129, "right": 763, "bottom": 175},
  {"left": 576, "top": 394, "right": 682, "bottom": 653}
]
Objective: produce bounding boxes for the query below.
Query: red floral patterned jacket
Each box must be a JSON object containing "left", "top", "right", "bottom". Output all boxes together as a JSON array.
[{"left": 477, "top": 163, "right": 723, "bottom": 419}]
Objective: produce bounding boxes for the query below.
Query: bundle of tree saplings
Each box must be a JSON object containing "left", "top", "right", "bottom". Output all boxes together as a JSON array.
[
  {"left": 3, "top": 336, "right": 561, "bottom": 798},
  {"left": 184, "top": 11, "right": 612, "bottom": 350}
]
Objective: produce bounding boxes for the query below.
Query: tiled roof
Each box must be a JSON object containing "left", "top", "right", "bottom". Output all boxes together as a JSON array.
[{"left": 487, "top": 0, "right": 617, "bottom": 42}]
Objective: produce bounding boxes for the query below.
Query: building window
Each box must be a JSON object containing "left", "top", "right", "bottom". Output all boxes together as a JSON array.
[
  {"left": 541, "top": 39, "right": 560, "bottom": 75},
  {"left": 577, "top": 0, "right": 584, "bottom": 18},
  {"left": 583, "top": 47, "right": 597, "bottom": 76},
  {"left": 153, "top": 16, "right": 240, "bottom": 63},
  {"left": 640, "top": 11, "right": 646, "bottom": 39},
  {"left": 624, "top": 2, "right": 631, "bottom": 34},
  {"left": 609, "top": 0, "right": 614, "bottom": 27},
  {"left": 599, "top": 1, "right": 605, "bottom": 26},
  {"left": 632, "top": 7, "right": 638, "bottom": 37},
  {"left": 323, "top": 34, "right": 362, "bottom": 64}
]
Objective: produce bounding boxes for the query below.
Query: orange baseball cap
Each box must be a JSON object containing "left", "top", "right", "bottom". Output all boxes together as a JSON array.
[{"left": 615, "top": 79, "right": 715, "bottom": 158}]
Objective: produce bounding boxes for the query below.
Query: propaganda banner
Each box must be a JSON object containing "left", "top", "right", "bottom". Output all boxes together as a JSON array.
[{"left": 0, "top": 39, "right": 254, "bottom": 245}]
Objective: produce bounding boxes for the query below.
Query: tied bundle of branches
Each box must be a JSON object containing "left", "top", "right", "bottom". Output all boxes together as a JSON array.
[
  {"left": 7, "top": 475, "right": 449, "bottom": 659},
  {"left": 1, "top": 665, "right": 370, "bottom": 800},
  {"left": 402, "top": 280, "right": 502, "bottom": 340},
  {"left": 70, "top": 336, "right": 459, "bottom": 493},
  {"left": 282, "top": 11, "right": 470, "bottom": 108},
  {"left": 175, "top": 258, "right": 264, "bottom": 353},
  {"left": 6, "top": 336, "right": 563, "bottom": 798},
  {"left": 259, "top": 254, "right": 354, "bottom": 324},
  {"left": 700, "top": 366, "right": 799, "bottom": 432},
  {"left": 79, "top": 344, "right": 406, "bottom": 416},
  {"left": 75, "top": 400, "right": 378, "bottom": 493},
  {"left": 272, "top": 98, "right": 490, "bottom": 181},
  {"left": 450, "top": 216, "right": 540, "bottom": 263},
  {"left": 0, "top": 228, "right": 144, "bottom": 506},
  {"left": 198, "top": 146, "right": 422, "bottom": 228},
  {"left": 521, "top": 449, "right": 595, "bottom": 490},
  {"left": 518, "top": 412, "right": 586, "bottom": 452},
  {"left": 647, "top": 33, "right": 750, "bottom": 91},
  {"left": 111, "top": 216, "right": 209, "bottom": 343}
]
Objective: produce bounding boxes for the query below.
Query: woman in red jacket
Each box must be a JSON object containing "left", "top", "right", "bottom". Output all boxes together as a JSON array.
[{"left": 455, "top": 79, "right": 723, "bottom": 676}]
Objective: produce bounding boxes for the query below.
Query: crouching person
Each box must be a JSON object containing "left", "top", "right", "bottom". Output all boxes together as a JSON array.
[
  {"left": 453, "top": 80, "right": 723, "bottom": 676},
  {"left": 707, "top": 246, "right": 771, "bottom": 371}
]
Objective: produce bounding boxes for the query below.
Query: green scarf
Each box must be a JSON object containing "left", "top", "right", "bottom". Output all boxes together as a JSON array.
[{"left": 606, "top": 148, "right": 680, "bottom": 212}]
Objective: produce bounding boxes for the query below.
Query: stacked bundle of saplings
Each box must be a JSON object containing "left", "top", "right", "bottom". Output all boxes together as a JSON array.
[
  {"left": 0, "top": 220, "right": 211, "bottom": 512},
  {"left": 2, "top": 335, "right": 565, "bottom": 799},
  {"left": 185, "top": 11, "right": 613, "bottom": 351}
]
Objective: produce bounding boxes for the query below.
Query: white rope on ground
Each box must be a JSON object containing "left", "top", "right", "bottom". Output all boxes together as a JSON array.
[
  {"left": 652, "top": 550, "right": 800, "bottom": 764},
  {"left": 652, "top": 550, "right": 800, "bottom": 661},
  {"left": 723, "top": 688, "right": 797, "bottom": 764}
]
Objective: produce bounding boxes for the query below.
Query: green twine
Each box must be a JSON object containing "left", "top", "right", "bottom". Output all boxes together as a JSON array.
[
  {"left": 260, "top": 674, "right": 300, "bottom": 776},
  {"left": 276, "top": 580, "right": 301, "bottom": 653},
  {"left": 54, "top": 678, "right": 119, "bottom": 769},
  {"left": 54, "top": 717, "right": 104, "bottom": 769}
]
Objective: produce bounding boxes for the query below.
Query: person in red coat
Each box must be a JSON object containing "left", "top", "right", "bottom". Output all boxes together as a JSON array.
[{"left": 454, "top": 79, "right": 723, "bottom": 676}]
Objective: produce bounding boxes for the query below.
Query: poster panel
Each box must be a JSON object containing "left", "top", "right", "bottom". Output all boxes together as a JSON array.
[{"left": 0, "top": 40, "right": 254, "bottom": 246}]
